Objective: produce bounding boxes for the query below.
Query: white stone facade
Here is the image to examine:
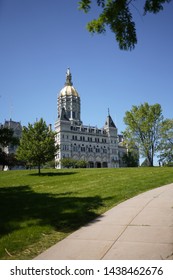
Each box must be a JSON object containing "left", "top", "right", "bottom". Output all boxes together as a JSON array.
[{"left": 55, "top": 69, "right": 127, "bottom": 169}]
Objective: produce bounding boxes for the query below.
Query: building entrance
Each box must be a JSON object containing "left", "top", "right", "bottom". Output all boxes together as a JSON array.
[
  {"left": 96, "top": 162, "right": 101, "bottom": 168},
  {"left": 88, "top": 161, "right": 94, "bottom": 168}
]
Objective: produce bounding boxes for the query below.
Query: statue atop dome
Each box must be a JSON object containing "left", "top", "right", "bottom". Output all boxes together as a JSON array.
[{"left": 65, "top": 67, "right": 73, "bottom": 86}]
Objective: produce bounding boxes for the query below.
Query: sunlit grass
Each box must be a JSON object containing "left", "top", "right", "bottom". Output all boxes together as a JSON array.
[{"left": 0, "top": 167, "right": 173, "bottom": 259}]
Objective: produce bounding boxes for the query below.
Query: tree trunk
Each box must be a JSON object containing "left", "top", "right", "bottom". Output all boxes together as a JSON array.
[
  {"left": 38, "top": 164, "right": 41, "bottom": 175},
  {"left": 146, "top": 151, "right": 154, "bottom": 167},
  {"left": 147, "top": 156, "right": 154, "bottom": 167}
]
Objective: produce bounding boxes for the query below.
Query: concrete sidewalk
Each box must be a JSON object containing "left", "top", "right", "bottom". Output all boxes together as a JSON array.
[{"left": 35, "top": 183, "right": 173, "bottom": 260}]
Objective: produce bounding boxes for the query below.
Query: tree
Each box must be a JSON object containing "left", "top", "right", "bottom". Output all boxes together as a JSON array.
[
  {"left": 61, "top": 158, "right": 76, "bottom": 168},
  {"left": 61, "top": 158, "right": 87, "bottom": 168},
  {"left": 123, "top": 102, "right": 163, "bottom": 166},
  {"left": 122, "top": 151, "right": 139, "bottom": 167},
  {"left": 76, "top": 159, "right": 87, "bottom": 168},
  {"left": 0, "top": 127, "right": 19, "bottom": 170},
  {"left": 0, "top": 127, "right": 19, "bottom": 148},
  {"left": 16, "top": 119, "right": 58, "bottom": 174},
  {"left": 0, "top": 150, "right": 21, "bottom": 171},
  {"left": 78, "top": 0, "right": 171, "bottom": 50},
  {"left": 157, "top": 118, "right": 173, "bottom": 164}
]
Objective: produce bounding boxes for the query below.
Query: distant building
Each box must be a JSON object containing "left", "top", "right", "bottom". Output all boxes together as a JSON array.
[{"left": 55, "top": 69, "right": 130, "bottom": 169}]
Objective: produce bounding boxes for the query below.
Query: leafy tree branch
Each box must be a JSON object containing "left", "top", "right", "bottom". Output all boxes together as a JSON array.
[{"left": 78, "top": 0, "right": 171, "bottom": 50}]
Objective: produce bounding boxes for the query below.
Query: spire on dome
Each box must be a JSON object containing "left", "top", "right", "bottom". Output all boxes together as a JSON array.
[{"left": 65, "top": 68, "right": 73, "bottom": 86}]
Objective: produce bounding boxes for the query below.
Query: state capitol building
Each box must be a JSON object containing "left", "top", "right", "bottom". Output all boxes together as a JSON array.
[{"left": 55, "top": 69, "right": 128, "bottom": 169}]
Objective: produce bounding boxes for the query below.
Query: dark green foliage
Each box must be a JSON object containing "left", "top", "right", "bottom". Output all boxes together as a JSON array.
[
  {"left": 0, "top": 127, "right": 20, "bottom": 170},
  {"left": 0, "top": 151, "right": 23, "bottom": 170},
  {"left": 0, "top": 127, "right": 19, "bottom": 148},
  {"left": 122, "top": 151, "right": 139, "bottom": 167},
  {"left": 78, "top": 0, "right": 171, "bottom": 50},
  {"left": 144, "top": 0, "right": 171, "bottom": 14}
]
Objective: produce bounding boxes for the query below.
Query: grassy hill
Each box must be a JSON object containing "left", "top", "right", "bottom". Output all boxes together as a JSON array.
[{"left": 0, "top": 167, "right": 173, "bottom": 259}]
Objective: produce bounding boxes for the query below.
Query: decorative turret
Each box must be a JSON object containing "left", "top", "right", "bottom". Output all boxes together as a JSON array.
[
  {"left": 105, "top": 115, "right": 116, "bottom": 128},
  {"left": 104, "top": 109, "right": 116, "bottom": 129}
]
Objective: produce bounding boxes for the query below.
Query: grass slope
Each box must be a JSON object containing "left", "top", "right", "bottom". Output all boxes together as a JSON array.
[{"left": 0, "top": 167, "right": 173, "bottom": 259}]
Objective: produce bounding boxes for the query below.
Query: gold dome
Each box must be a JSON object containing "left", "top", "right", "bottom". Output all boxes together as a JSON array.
[
  {"left": 59, "top": 68, "right": 79, "bottom": 97},
  {"left": 59, "top": 85, "right": 79, "bottom": 97}
]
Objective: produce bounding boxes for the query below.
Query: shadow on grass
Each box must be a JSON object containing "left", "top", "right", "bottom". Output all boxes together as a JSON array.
[
  {"left": 29, "top": 171, "right": 78, "bottom": 176},
  {"left": 0, "top": 185, "right": 104, "bottom": 237}
]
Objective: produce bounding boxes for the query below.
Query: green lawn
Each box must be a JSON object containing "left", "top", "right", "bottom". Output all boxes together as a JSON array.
[{"left": 0, "top": 167, "right": 173, "bottom": 260}]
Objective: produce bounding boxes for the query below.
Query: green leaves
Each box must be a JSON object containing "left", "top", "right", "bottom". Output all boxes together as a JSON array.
[
  {"left": 87, "top": 17, "right": 106, "bottom": 33},
  {"left": 123, "top": 103, "right": 163, "bottom": 166},
  {"left": 78, "top": 0, "right": 170, "bottom": 50},
  {"left": 157, "top": 118, "right": 173, "bottom": 164},
  {"left": 103, "top": 0, "right": 137, "bottom": 50},
  {"left": 61, "top": 158, "right": 87, "bottom": 168},
  {"left": 85, "top": 0, "right": 137, "bottom": 50},
  {"left": 16, "top": 119, "right": 58, "bottom": 174},
  {"left": 78, "top": 0, "right": 105, "bottom": 12}
]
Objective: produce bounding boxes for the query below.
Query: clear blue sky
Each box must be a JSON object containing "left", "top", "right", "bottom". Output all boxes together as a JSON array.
[{"left": 0, "top": 0, "right": 173, "bottom": 135}]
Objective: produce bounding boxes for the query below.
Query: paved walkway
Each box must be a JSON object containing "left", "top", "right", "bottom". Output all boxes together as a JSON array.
[{"left": 35, "top": 183, "right": 173, "bottom": 260}]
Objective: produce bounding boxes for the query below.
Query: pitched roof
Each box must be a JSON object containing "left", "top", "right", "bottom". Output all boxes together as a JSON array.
[{"left": 105, "top": 115, "right": 116, "bottom": 128}]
